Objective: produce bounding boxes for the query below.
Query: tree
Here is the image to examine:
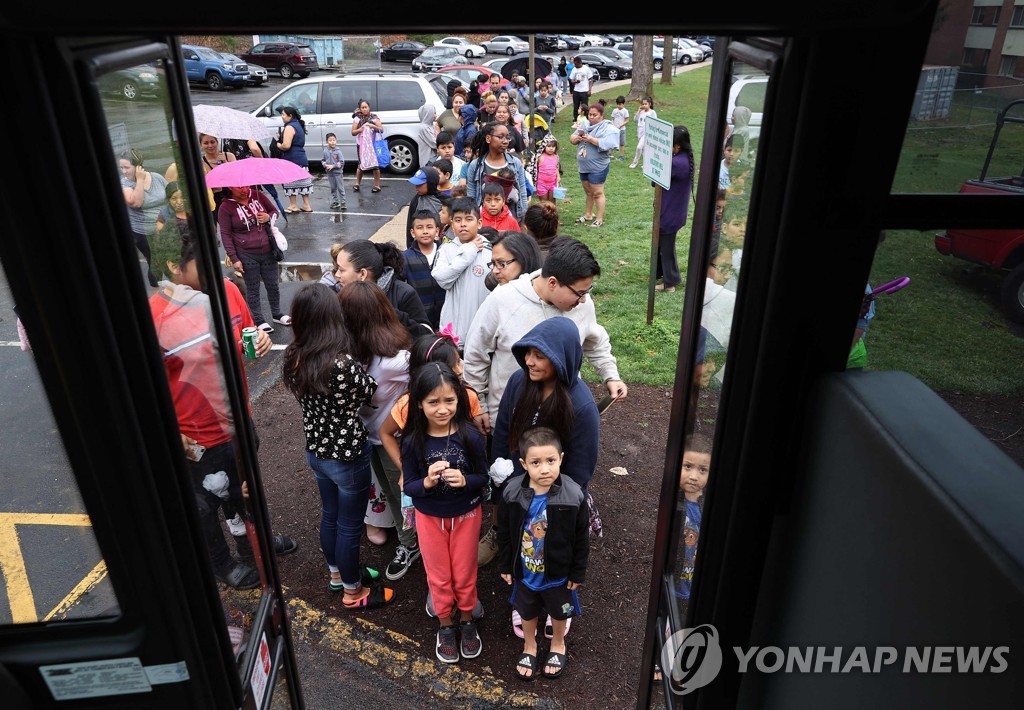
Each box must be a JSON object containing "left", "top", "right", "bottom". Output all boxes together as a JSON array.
[
  {"left": 626, "top": 35, "right": 654, "bottom": 102},
  {"left": 660, "top": 35, "right": 674, "bottom": 85}
]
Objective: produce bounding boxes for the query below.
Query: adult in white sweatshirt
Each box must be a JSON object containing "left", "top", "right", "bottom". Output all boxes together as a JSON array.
[{"left": 462, "top": 236, "right": 628, "bottom": 427}]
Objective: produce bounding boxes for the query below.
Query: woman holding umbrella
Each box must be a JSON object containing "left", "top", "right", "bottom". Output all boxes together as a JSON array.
[
  {"left": 273, "top": 106, "right": 313, "bottom": 213},
  {"left": 218, "top": 184, "right": 289, "bottom": 332}
]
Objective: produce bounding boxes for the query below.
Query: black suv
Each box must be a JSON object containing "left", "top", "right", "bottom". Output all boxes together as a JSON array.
[{"left": 239, "top": 42, "right": 319, "bottom": 79}]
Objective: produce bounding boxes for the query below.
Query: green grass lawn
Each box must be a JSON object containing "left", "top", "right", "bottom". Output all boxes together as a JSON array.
[{"left": 550, "top": 66, "right": 1023, "bottom": 395}]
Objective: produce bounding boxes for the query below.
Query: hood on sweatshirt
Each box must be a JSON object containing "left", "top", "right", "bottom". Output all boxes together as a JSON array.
[
  {"left": 460, "top": 104, "right": 478, "bottom": 125},
  {"left": 511, "top": 316, "right": 583, "bottom": 389}
]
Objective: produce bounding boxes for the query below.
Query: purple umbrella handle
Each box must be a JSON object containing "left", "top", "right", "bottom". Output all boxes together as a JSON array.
[{"left": 871, "top": 276, "right": 910, "bottom": 296}]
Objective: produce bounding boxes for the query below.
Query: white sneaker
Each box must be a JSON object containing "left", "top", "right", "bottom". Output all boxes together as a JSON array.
[{"left": 226, "top": 514, "right": 246, "bottom": 536}]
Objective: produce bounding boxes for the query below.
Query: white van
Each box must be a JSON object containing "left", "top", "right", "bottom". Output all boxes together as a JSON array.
[
  {"left": 726, "top": 73, "right": 768, "bottom": 144},
  {"left": 250, "top": 72, "right": 452, "bottom": 174}
]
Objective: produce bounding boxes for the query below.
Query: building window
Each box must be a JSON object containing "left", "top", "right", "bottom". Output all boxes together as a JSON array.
[
  {"left": 999, "top": 55, "right": 1018, "bottom": 77},
  {"left": 992, "top": 6, "right": 1001, "bottom": 25},
  {"left": 971, "top": 6, "right": 985, "bottom": 24},
  {"left": 962, "top": 47, "right": 991, "bottom": 69},
  {"left": 1012, "top": 5, "right": 1024, "bottom": 27}
]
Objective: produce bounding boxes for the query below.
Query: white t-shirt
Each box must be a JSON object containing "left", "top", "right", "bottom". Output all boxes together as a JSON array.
[{"left": 570, "top": 64, "right": 595, "bottom": 93}]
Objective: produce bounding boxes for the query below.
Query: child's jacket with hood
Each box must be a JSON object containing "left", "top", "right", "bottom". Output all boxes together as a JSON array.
[
  {"left": 454, "top": 104, "right": 478, "bottom": 156},
  {"left": 491, "top": 317, "right": 601, "bottom": 493}
]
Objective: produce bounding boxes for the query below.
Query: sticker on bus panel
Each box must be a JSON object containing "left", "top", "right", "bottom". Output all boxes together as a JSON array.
[{"left": 40, "top": 657, "right": 152, "bottom": 700}]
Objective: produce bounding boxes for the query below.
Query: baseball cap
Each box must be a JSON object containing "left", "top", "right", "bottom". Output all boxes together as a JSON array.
[{"left": 408, "top": 169, "right": 429, "bottom": 185}]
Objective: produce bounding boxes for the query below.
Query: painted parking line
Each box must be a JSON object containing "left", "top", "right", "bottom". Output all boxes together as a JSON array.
[
  {"left": 287, "top": 597, "right": 554, "bottom": 708},
  {"left": 0, "top": 513, "right": 94, "bottom": 623}
]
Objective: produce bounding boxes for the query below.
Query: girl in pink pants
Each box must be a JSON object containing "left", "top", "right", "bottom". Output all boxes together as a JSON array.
[{"left": 401, "top": 363, "right": 489, "bottom": 664}]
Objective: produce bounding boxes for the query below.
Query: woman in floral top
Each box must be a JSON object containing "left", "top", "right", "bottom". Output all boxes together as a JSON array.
[{"left": 283, "top": 283, "right": 396, "bottom": 609}]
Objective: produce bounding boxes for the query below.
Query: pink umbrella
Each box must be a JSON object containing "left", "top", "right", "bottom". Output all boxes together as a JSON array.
[{"left": 204, "top": 157, "right": 310, "bottom": 188}]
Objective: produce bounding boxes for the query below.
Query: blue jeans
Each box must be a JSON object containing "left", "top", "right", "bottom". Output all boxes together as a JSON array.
[{"left": 307, "top": 444, "right": 371, "bottom": 588}]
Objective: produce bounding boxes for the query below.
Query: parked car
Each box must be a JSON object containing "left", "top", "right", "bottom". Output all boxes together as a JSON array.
[
  {"left": 575, "top": 33, "right": 612, "bottom": 48},
  {"left": 433, "top": 37, "right": 486, "bottom": 59},
  {"left": 379, "top": 40, "right": 426, "bottom": 63},
  {"left": 481, "top": 36, "right": 529, "bottom": 55},
  {"left": 412, "top": 46, "right": 470, "bottom": 72},
  {"left": 482, "top": 57, "right": 512, "bottom": 73},
  {"left": 691, "top": 35, "right": 717, "bottom": 51},
  {"left": 727, "top": 74, "right": 767, "bottom": 139},
  {"left": 602, "top": 33, "right": 632, "bottom": 44},
  {"left": 100, "top": 64, "right": 161, "bottom": 101},
  {"left": 583, "top": 47, "right": 634, "bottom": 65},
  {"left": 935, "top": 99, "right": 1024, "bottom": 323},
  {"left": 222, "top": 53, "right": 266, "bottom": 86},
  {"left": 678, "top": 37, "right": 712, "bottom": 59},
  {"left": 653, "top": 38, "right": 704, "bottom": 65},
  {"left": 250, "top": 72, "right": 450, "bottom": 174},
  {"left": 614, "top": 42, "right": 666, "bottom": 72},
  {"left": 238, "top": 42, "right": 319, "bottom": 79},
  {"left": 180, "top": 44, "right": 249, "bottom": 90},
  {"left": 575, "top": 52, "right": 632, "bottom": 81},
  {"left": 534, "top": 34, "right": 568, "bottom": 51},
  {"left": 557, "top": 34, "right": 581, "bottom": 50},
  {"left": 437, "top": 64, "right": 512, "bottom": 90}
]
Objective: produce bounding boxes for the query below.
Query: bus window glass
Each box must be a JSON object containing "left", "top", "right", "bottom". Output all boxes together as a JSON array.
[
  {"left": 667, "top": 58, "right": 761, "bottom": 633},
  {"left": 893, "top": 9, "right": 1024, "bottom": 193},
  {"left": 0, "top": 268, "right": 121, "bottom": 626},
  {"left": 99, "top": 58, "right": 265, "bottom": 669}
]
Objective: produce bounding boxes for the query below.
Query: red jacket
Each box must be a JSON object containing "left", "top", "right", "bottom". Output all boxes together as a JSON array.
[{"left": 481, "top": 205, "right": 521, "bottom": 232}]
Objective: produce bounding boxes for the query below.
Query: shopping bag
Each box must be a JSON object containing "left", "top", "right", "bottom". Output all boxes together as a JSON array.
[{"left": 373, "top": 132, "right": 391, "bottom": 169}]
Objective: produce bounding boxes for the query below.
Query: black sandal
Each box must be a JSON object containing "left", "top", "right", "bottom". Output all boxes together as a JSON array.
[
  {"left": 542, "top": 651, "right": 566, "bottom": 679},
  {"left": 516, "top": 652, "right": 538, "bottom": 682},
  {"left": 342, "top": 581, "right": 395, "bottom": 609},
  {"left": 353, "top": 185, "right": 360, "bottom": 192},
  {"left": 371, "top": 186, "right": 381, "bottom": 193}
]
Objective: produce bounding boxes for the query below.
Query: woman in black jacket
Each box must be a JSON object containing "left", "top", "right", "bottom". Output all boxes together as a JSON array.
[{"left": 332, "top": 240, "right": 433, "bottom": 339}]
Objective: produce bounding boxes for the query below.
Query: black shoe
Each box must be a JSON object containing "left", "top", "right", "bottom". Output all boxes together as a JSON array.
[
  {"left": 385, "top": 544, "right": 421, "bottom": 581},
  {"left": 274, "top": 534, "right": 298, "bottom": 555},
  {"left": 215, "top": 563, "right": 260, "bottom": 590},
  {"left": 459, "top": 620, "right": 482, "bottom": 659}
]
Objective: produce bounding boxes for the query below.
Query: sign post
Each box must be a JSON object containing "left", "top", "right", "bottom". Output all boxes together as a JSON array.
[{"left": 642, "top": 116, "right": 675, "bottom": 324}]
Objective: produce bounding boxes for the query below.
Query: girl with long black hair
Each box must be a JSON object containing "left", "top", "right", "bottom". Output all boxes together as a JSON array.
[{"left": 282, "top": 283, "right": 394, "bottom": 609}]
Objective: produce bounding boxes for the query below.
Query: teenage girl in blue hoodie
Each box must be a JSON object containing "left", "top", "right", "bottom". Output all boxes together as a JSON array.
[{"left": 491, "top": 317, "right": 601, "bottom": 496}]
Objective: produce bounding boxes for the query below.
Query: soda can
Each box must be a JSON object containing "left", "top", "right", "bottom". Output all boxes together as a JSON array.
[{"left": 242, "top": 327, "right": 259, "bottom": 359}]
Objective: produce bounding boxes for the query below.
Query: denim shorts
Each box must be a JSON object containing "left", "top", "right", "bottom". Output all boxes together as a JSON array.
[{"left": 580, "top": 165, "right": 610, "bottom": 185}]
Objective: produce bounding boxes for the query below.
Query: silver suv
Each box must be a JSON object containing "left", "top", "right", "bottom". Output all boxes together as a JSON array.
[{"left": 251, "top": 72, "right": 451, "bottom": 175}]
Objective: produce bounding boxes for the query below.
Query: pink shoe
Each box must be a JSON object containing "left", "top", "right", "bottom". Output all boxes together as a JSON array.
[
  {"left": 512, "top": 609, "right": 524, "bottom": 639},
  {"left": 544, "top": 615, "right": 571, "bottom": 639}
]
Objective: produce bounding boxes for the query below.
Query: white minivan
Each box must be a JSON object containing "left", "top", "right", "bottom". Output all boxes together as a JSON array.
[{"left": 250, "top": 72, "right": 452, "bottom": 174}]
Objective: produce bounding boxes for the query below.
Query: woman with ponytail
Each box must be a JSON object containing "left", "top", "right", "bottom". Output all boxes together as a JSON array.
[{"left": 655, "top": 125, "right": 695, "bottom": 293}]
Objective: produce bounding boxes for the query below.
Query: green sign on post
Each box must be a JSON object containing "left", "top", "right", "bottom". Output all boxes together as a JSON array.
[{"left": 642, "top": 116, "right": 675, "bottom": 189}]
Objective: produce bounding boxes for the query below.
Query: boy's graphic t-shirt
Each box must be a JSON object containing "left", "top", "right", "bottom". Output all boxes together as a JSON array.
[
  {"left": 521, "top": 493, "right": 565, "bottom": 590},
  {"left": 676, "top": 499, "right": 702, "bottom": 600},
  {"left": 612, "top": 107, "right": 629, "bottom": 131}
]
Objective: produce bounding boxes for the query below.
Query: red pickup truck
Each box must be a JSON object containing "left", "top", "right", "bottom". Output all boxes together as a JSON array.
[{"left": 934, "top": 99, "right": 1024, "bottom": 324}]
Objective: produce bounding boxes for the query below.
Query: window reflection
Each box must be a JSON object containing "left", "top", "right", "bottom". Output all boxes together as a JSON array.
[
  {"left": 100, "top": 58, "right": 263, "bottom": 667},
  {"left": 669, "top": 60, "right": 762, "bottom": 623}
]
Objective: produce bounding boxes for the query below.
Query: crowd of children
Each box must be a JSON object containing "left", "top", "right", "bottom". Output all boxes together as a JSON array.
[{"left": 175, "top": 79, "right": 739, "bottom": 684}]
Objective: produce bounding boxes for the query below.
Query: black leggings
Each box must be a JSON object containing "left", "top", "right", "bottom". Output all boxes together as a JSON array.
[
  {"left": 133, "top": 231, "right": 158, "bottom": 287},
  {"left": 238, "top": 250, "right": 281, "bottom": 325}
]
